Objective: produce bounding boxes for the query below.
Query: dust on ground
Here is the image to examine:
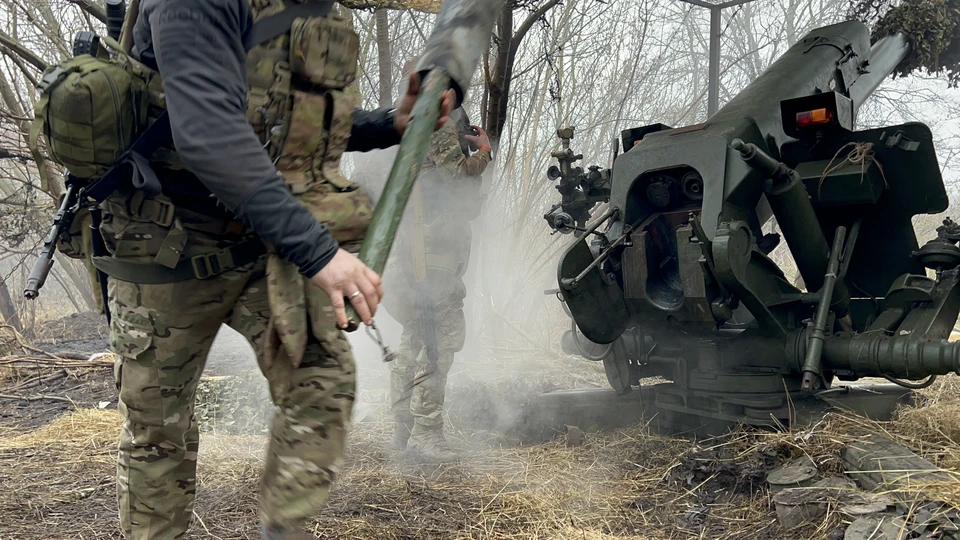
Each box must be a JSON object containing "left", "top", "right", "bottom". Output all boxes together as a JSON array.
[{"left": 4, "top": 313, "right": 960, "bottom": 539}]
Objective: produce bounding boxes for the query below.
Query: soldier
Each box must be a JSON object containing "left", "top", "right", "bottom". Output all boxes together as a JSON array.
[
  {"left": 385, "top": 58, "right": 492, "bottom": 462},
  {"left": 101, "top": 1, "right": 453, "bottom": 539}
]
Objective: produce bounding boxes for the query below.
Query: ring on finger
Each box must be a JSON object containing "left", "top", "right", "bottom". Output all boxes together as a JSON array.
[{"left": 350, "top": 291, "right": 362, "bottom": 299}]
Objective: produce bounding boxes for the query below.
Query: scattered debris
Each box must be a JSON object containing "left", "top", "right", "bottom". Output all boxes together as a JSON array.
[
  {"left": 564, "top": 425, "right": 585, "bottom": 447},
  {"left": 767, "top": 456, "right": 820, "bottom": 493},
  {"left": 842, "top": 433, "right": 960, "bottom": 493}
]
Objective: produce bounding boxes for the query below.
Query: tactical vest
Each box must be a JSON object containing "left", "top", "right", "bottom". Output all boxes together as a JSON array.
[
  {"left": 154, "top": 0, "right": 371, "bottom": 250},
  {"left": 31, "top": 0, "right": 372, "bottom": 283}
]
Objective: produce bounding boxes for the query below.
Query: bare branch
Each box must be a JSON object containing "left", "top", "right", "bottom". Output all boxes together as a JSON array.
[
  {"left": 64, "top": 0, "right": 108, "bottom": 23},
  {"left": 0, "top": 31, "right": 48, "bottom": 72},
  {"left": 513, "top": 0, "right": 562, "bottom": 48},
  {"left": 340, "top": 0, "right": 442, "bottom": 13},
  {"left": 1, "top": 46, "right": 40, "bottom": 87}
]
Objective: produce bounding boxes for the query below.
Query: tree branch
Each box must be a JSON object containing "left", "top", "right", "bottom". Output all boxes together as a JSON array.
[
  {"left": 512, "top": 0, "right": 561, "bottom": 50},
  {"left": 0, "top": 47, "right": 40, "bottom": 87},
  {"left": 65, "top": 0, "right": 108, "bottom": 23},
  {"left": 0, "top": 31, "right": 48, "bottom": 72},
  {"left": 340, "top": 0, "right": 442, "bottom": 13},
  {"left": 0, "top": 148, "right": 34, "bottom": 164}
]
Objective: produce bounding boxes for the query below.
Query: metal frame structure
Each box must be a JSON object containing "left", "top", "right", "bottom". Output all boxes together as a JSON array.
[{"left": 678, "top": 0, "right": 757, "bottom": 117}]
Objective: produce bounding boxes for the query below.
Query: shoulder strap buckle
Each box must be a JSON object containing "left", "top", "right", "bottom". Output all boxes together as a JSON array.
[{"left": 39, "top": 66, "right": 69, "bottom": 89}]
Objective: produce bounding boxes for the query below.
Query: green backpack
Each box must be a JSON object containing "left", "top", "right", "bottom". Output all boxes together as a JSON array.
[{"left": 28, "top": 36, "right": 152, "bottom": 193}]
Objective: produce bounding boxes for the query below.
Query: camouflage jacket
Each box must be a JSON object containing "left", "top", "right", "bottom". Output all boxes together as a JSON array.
[{"left": 393, "top": 121, "right": 491, "bottom": 276}]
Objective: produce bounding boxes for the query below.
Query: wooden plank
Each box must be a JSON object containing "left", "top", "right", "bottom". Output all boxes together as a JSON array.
[{"left": 841, "top": 434, "right": 959, "bottom": 493}]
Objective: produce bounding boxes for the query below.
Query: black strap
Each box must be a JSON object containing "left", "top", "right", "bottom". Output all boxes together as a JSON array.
[
  {"left": 244, "top": 0, "right": 335, "bottom": 51},
  {"left": 83, "top": 111, "right": 172, "bottom": 203},
  {"left": 92, "top": 235, "right": 267, "bottom": 284}
]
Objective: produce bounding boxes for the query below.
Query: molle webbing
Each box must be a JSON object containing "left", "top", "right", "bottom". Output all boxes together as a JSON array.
[{"left": 93, "top": 236, "right": 267, "bottom": 284}]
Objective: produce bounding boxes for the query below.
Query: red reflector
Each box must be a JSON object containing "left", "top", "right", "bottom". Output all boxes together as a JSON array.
[{"left": 796, "top": 108, "right": 834, "bottom": 127}]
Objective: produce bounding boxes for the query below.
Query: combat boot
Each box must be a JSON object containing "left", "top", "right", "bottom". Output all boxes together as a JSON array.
[
  {"left": 387, "top": 413, "right": 414, "bottom": 452},
  {"left": 407, "top": 423, "right": 459, "bottom": 463},
  {"left": 260, "top": 524, "right": 318, "bottom": 539}
]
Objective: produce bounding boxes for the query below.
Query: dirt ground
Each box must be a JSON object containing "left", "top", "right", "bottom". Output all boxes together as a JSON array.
[{"left": 3, "top": 315, "right": 960, "bottom": 539}]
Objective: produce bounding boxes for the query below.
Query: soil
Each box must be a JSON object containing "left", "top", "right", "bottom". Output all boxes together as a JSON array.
[
  {"left": 5, "top": 318, "right": 960, "bottom": 539},
  {"left": 0, "top": 365, "right": 116, "bottom": 434},
  {"left": 35, "top": 311, "right": 110, "bottom": 357},
  {"left": 30, "top": 312, "right": 261, "bottom": 376}
]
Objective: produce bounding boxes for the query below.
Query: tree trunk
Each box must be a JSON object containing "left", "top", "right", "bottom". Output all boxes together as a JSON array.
[
  {"left": 482, "top": 0, "right": 561, "bottom": 143},
  {"left": 51, "top": 269, "right": 85, "bottom": 313},
  {"left": 375, "top": 9, "right": 393, "bottom": 107},
  {"left": 0, "top": 68, "right": 63, "bottom": 199},
  {"left": 54, "top": 252, "right": 97, "bottom": 311},
  {"left": 0, "top": 279, "right": 23, "bottom": 333},
  {"left": 484, "top": 5, "right": 513, "bottom": 143}
]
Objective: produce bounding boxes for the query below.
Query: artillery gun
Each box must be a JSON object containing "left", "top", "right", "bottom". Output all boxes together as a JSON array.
[{"left": 544, "top": 20, "right": 960, "bottom": 434}]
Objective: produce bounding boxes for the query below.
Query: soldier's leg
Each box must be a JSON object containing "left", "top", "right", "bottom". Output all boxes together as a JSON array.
[
  {"left": 110, "top": 275, "right": 239, "bottom": 539},
  {"left": 407, "top": 279, "right": 466, "bottom": 462},
  {"left": 228, "top": 272, "right": 356, "bottom": 531},
  {"left": 388, "top": 318, "right": 419, "bottom": 450}
]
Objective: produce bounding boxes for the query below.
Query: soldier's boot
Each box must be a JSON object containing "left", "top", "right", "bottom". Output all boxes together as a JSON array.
[
  {"left": 387, "top": 413, "right": 414, "bottom": 452},
  {"left": 260, "top": 524, "right": 319, "bottom": 539},
  {"left": 406, "top": 422, "right": 459, "bottom": 463}
]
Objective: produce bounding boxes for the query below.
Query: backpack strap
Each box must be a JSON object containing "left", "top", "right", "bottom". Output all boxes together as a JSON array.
[
  {"left": 28, "top": 75, "right": 56, "bottom": 193},
  {"left": 118, "top": 0, "right": 140, "bottom": 53},
  {"left": 82, "top": 111, "right": 171, "bottom": 203},
  {"left": 244, "top": 0, "right": 335, "bottom": 51}
]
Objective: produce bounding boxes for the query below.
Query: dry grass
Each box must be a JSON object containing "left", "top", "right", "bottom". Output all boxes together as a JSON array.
[{"left": 2, "top": 375, "right": 960, "bottom": 539}]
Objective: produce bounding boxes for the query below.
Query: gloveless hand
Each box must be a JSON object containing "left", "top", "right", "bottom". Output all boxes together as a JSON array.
[
  {"left": 464, "top": 125, "right": 491, "bottom": 149},
  {"left": 309, "top": 248, "right": 384, "bottom": 328},
  {"left": 393, "top": 71, "right": 456, "bottom": 135}
]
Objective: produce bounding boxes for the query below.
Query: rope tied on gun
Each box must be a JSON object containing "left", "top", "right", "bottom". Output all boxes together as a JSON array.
[{"left": 817, "top": 141, "right": 888, "bottom": 199}]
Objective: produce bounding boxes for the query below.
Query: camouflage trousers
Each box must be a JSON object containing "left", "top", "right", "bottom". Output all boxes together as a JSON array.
[
  {"left": 387, "top": 272, "right": 466, "bottom": 427},
  {"left": 104, "top": 212, "right": 355, "bottom": 539}
]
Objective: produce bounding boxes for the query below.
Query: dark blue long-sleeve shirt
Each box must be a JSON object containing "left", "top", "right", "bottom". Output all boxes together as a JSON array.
[{"left": 132, "top": 0, "right": 399, "bottom": 277}]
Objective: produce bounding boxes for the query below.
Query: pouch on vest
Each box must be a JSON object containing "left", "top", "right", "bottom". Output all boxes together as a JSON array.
[
  {"left": 278, "top": 88, "right": 372, "bottom": 254},
  {"left": 290, "top": 15, "right": 359, "bottom": 90},
  {"left": 28, "top": 36, "right": 152, "bottom": 193}
]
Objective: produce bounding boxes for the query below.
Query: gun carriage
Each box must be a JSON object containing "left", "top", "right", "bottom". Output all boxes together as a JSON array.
[{"left": 545, "top": 21, "right": 960, "bottom": 433}]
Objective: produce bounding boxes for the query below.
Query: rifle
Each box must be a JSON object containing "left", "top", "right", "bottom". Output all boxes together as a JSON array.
[
  {"left": 24, "top": 176, "right": 83, "bottom": 300},
  {"left": 410, "top": 181, "right": 440, "bottom": 366},
  {"left": 24, "top": 173, "right": 112, "bottom": 323}
]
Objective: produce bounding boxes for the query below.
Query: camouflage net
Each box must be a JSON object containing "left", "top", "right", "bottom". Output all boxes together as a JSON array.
[{"left": 850, "top": 0, "right": 960, "bottom": 86}]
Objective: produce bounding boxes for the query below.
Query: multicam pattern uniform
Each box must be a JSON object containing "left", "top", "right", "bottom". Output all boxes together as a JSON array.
[
  {"left": 105, "top": 4, "right": 369, "bottom": 538},
  {"left": 385, "top": 120, "right": 490, "bottom": 431}
]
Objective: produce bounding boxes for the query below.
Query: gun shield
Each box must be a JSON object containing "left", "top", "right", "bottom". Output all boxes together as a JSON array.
[{"left": 415, "top": 0, "right": 506, "bottom": 107}]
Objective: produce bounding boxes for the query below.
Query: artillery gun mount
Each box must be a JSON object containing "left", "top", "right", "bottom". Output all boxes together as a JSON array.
[{"left": 541, "top": 20, "right": 960, "bottom": 436}]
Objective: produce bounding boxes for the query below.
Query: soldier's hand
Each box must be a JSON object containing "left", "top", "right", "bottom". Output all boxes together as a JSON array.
[
  {"left": 465, "top": 126, "right": 491, "bottom": 149},
  {"left": 310, "top": 248, "right": 384, "bottom": 328},
  {"left": 394, "top": 71, "right": 455, "bottom": 135}
]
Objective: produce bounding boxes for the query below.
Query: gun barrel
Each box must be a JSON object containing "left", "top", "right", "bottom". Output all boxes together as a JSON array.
[
  {"left": 849, "top": 33, "right": 910, "bottom": 112},
  {"left": 820, "top": 331, "right": 960, "bottom": 379},
  {"left": 105, "top": 0, "right": 126, "bottom": 42},
  {"left": 24, "top": 256, "right": 54, "bottom": 299}
]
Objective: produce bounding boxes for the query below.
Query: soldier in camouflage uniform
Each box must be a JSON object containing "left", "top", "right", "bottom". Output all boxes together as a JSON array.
[
  {"left": 385, "top": 59, "right": 492, "bottom": 463},
  {"left": 100, "top": 2, "right": 453, "bottom": 539}
]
